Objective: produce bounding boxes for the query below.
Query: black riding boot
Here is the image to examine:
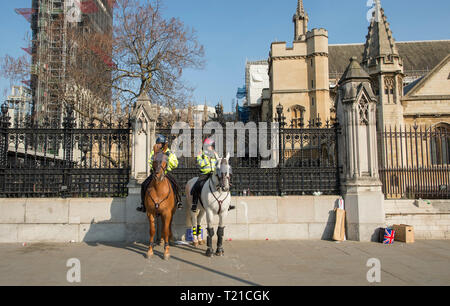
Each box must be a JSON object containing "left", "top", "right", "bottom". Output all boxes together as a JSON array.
[
  {"left": 175, "top": 190, "right": 183, "bottom": 210},
  {"left": 167, "top": 174, "right": 183, "bottom": 209},
  {"left": 216, "top": 226, "right": 225, "bottom": 256},
  {"left": 138, "top": 175, "right": 153, "bottom": 213},
  {"left": 206, "top": 227, "right": 214, "bottom": 257},
  {"left": 191, "top": 174, "right": 210, "bottom": 212},
  {"left": 172, "top": 184, "right": 183, "bottom": 210}
]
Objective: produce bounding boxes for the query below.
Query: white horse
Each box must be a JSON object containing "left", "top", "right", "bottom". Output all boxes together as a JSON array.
[{"left": 185, "top": 152, "right": 232, "bottom": 257}]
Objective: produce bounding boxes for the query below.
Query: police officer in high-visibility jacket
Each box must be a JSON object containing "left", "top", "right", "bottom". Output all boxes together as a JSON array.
[
  {"left": 190, "top": 137, "right": 217, "bottom": 212},
  {"left": 137, "top": 134, "right": 182, "bottom": 213}
]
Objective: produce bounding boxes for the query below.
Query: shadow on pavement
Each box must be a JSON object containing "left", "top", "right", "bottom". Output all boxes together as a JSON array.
[{"left": 86, "top": 240, "right": 260, "bottom": 286}]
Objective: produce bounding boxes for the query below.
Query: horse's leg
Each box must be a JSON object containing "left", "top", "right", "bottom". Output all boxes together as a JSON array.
[
  {"left": 215, "top": 213, "right": 225, "bottom": 256},
  {"left": 169, "top": 208, "right": 175, "bottom": 245},
  {"left": 161, "top": 212, "right": 171, "bottom": 260},
  {"left": 147, "top": 213, "right": 156, "bottom": 258},
  {"left": 189, "top": 184, "right": 199, "bottom": 247},
  {"left": 190, "top": 209, "right": 199, "bottom": 247},
  {"left": 204, "top": 208, "right": 215, "bottom": 257},
  {"left": 197, "top": 208, "right": 206, "bottom": 245}
]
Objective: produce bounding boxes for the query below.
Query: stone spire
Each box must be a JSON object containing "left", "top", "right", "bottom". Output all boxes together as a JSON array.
[
  {"left": 362, "top": 0, "right": 399, "bottom": 67},
  {"left": 293, "top": 0, "right": 308, "bottom": 40},
  {"left": 297, "top": 0, "right": 305, "bottom": 17},
  {"left": 362, "top": 0, "right": 404, "bottom": 132}
]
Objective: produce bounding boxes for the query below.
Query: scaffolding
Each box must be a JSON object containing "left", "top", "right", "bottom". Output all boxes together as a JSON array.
[
  {"left": 29, "top": 0, "right": 66, "bottom": 127},
  {"left": 24, "top": 0, "right": 114, "bottom": 127}
]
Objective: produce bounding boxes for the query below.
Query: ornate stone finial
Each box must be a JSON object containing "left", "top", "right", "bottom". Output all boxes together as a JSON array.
[
  {"left": 203, "top": 103, "right": 208, "bottom": 123},
  {"left": 362, "top": 0, "right": 400, "bottom": 65},
  {"left": 374, "top": 0, "right": 382, "bottom": 23},
  {"left": 187, "top": 104, "right": 193, "bottom": 127},
  {"left": 297, "top": 0, "right": 305, "bottom": 17},
  {"left": 116, "top": 100, "right": 122, "bottom": 115}
]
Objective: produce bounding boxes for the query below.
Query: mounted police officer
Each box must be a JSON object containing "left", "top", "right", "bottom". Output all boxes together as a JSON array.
[
  {"left": 137, "top": 134, "right": 183, "bottom": 213},
  {"left": 190, "top": 137, "right": 217, "bottom": 212}
]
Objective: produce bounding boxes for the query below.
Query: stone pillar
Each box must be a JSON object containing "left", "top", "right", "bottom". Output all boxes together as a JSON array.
[
  {"left": 129, "top": 93, "right": 158, "bottom": 184},
  {"left": 125, "top": 93, "right": 159, "bottom": 242},
  {"left": 336, "top": 57, "right": 386, "bottom": 241}
]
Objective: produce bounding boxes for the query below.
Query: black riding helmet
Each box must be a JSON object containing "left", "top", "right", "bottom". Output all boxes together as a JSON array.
[{"left": 156, "top": 134, "right": 168, "bottom": 144}]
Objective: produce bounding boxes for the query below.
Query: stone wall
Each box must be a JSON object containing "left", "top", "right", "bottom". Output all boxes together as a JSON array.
[
  {"left": 0, "top": 196, "right": 341, "bottom": 243},
  {"left": 1, "top": 197, "right": 448, "bottom": 243},
  {"left": 384, "top": 199, "right": 450, "bottom": 240},
  {"left": 0, "top": 198, "right": 127, "bottom": 243}
]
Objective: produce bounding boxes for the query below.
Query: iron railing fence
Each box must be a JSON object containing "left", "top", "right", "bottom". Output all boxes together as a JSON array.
[
  {"left": 0, "top": 104, "right": 131, "bottom": 198},
  {"left": 378, "top": 124, "right": 450, "bottom": 199},
  {"left": 156, "top": 119, "right": 341, "bottom": 196}
]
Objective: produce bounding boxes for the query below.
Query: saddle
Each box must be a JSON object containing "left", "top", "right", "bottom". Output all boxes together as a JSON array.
[{"left": 191, "top": 175, "right": 211, "bottom": 208}]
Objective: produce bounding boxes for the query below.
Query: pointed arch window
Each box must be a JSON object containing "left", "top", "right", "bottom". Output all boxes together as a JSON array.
[
  {"left": 291, "top": 105, "right": 305, "bottom": 128},
  {"left": 431, "top": 123, "right": 450, "bottom": 165}
]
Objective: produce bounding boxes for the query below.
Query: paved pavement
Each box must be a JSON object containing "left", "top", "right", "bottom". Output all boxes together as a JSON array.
[{"left": 0, "top": 240, "right": 449, "bottom": 286}]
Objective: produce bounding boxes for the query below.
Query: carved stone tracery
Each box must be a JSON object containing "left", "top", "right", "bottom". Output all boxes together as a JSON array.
[{"left": 358, "top": 95, "right": 369, "bottom": 126}]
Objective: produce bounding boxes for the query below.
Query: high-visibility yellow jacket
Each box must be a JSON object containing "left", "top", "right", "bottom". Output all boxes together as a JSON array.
[
  {"left": 197, "top": 152, "right": 217, "bottom": 174},
  {"left": 149, "top": 148, "right": 178, "bottom": 173}
]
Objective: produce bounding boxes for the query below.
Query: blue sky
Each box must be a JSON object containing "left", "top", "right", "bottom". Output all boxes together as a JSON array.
[{"left": 1, "top": 0, "right": 449, "bottom": 112}]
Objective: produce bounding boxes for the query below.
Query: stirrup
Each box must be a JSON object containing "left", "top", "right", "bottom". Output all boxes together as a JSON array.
[
  {"left": 191, "top": 204, "right": 197, "bottom": 212},
  {"left": 136, "top": 205, "right": 146, "bottom": 213}
]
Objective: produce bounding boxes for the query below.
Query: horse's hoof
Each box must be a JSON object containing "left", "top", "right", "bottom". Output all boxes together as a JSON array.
[
  {"left": 163, "top": 254, "right": 170, "bottom": 261},
  {"left": 146, "top": 252, "right": 153, "bottom": 259},
  {"left": 198, "top": 240, "right": 205, "bottom": 245},
  {"left": 215, "top": 249, "right": 224, "bottom": 256},
  {"left": 193, "top": 241, "right": 199, "bottom": 248},
  {"left": 205, "top": 248, "right": 214, "bottom": 257}
]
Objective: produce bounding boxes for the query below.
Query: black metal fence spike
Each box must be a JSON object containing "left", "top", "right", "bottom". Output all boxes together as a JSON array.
[{"left": 316, "top": 115, "right": 322, "bottom": 128}]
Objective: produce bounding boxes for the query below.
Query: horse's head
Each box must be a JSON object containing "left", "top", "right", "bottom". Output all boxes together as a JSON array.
[
  {"left": 152, "top": 144, "right": 168, "bottom": 182},
  {"left": 214, "top": 152, "right": 232, "bottom": 192}
]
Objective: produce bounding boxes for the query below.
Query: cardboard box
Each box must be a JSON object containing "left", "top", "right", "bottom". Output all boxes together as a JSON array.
[{"left": 393, "top": 224, "right": 415, "bottom": 243}]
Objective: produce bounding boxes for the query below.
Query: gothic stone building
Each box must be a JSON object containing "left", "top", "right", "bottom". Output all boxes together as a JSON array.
[{"left": 258, "top": 0, "right": 450, "bottom": 132}]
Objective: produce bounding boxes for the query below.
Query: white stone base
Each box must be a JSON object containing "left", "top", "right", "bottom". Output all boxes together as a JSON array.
[{"left": 1, "top": 195, "right": 448, "bottom": 243}]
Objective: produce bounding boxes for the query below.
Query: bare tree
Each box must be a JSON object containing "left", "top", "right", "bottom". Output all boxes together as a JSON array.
[
  {"left": 0, "top": 0, "right": 204, "bottom": 124},
  {"left": 64, "top": 26, "right": 116, "bottom": 125},
  {"left": 112, "top": 0, "right": 205, "bottom": 110},
  {"left": 0, "top": 54, "right": 30, "bottom": 86},
  {"left": 0, "top": 32, "right": 33, "bottom": 99}
]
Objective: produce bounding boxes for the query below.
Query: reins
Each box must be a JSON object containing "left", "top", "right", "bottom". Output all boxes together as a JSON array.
[
  {"left": 208, "top": 177, "right": 230, "bottom": 215},
  {"left": 148, "top": 161, "right": 171, "bottom": 210}
]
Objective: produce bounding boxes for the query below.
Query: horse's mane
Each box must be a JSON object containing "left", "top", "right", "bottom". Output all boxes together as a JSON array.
[
  {"left": 153, "top": 143, "right": 168, "bottom": 155},
  {"left": 153, "top": 143, "right": 169, "bottom": 164}
]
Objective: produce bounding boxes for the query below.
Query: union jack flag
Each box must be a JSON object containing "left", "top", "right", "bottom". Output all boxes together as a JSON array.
[{"left": 383, "top": 228, "right": 395, "bottom": 244}]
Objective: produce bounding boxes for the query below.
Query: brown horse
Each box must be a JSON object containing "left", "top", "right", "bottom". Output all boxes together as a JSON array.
[{"left": 144, "top": 143, "right": 176, "bottom": 260}]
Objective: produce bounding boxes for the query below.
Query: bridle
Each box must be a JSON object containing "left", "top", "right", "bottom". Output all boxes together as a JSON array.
[
  {"left": 208, "top": 158, "right": 231, "bottom": 214},
  {"left": 149, "top": 153, "right": 170, "bottom": 210},
  {"left": 154, "top": 156, "right": 167, "bottom": 181},
  {"left": 209, "top": 179, "right": 229, "bottom": 215}
]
